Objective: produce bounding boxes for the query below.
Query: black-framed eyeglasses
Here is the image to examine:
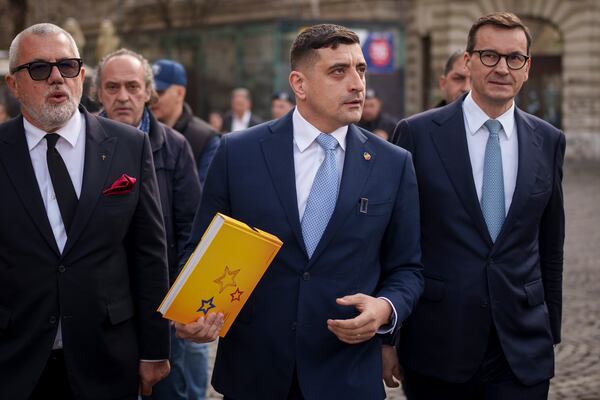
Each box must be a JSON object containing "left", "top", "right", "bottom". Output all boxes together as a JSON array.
[
  {"left": 470, "top": 50, "right": 529, "bottom": 70},
  {"left": 11, "top": 58, "right": 83, "bottom": 81}
]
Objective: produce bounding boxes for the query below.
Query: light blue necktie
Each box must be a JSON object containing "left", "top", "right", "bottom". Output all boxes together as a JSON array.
[
  {"left": 481, "top": 119, "right": 505, "bottom": 242},
  {"left": 301, "top": 133, "right": 339, "bottom": 257}
]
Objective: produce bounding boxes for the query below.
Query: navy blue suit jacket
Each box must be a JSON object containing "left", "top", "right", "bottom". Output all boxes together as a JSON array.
[
  {"left": 393, "top": 97, "right": 565, "bottom": 386},
  {"left": 184, "top": 111, "right": 423, "bottom": 399}
]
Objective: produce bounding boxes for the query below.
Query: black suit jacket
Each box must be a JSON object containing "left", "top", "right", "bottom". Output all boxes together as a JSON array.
[
  {"left": 393, "top": 97, "right": 565, "bottom": 386},
  {"left": 221, "top": 111, "right": 262, "bottom": 133},
  {"left": 0, "top": 109, "right": 170, "bottom": 399}
]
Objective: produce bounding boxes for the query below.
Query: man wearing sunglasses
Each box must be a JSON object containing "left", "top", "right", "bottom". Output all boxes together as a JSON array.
[
  {"left": 386, "top": 12, "right": 565, "bottom": 399},
  {"left": 0, "top": 24, "right": 171, "bottom": 399}
]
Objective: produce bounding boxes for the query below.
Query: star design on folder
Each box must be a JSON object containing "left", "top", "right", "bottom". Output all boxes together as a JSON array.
[
  {"left": 214, "top": 266, "right": 240, "bottom": 294},
  {"left": 197, "top": 297, "right": 216, "bottom": 315},
  {"left": 230, "top": 287, "right": 244, "bottom": 302}
]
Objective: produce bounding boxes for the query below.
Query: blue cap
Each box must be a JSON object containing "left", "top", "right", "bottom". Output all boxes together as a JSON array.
[{"left": 152, "top": 59, "right": 187, "bottom": 91}]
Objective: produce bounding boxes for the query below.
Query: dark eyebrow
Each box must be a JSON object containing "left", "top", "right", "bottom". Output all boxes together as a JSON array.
[{"left": 327, "top": 63, "right": 350, "bottom": 72}]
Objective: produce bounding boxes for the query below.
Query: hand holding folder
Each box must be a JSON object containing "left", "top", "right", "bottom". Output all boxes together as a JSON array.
[{"left": 158, "top": 213, "right": 283, "bottom": 337}]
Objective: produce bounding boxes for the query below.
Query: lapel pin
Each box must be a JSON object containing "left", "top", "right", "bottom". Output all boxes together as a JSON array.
[
  {"left": 363, "top": 152, "right": 371, "bottom": 161},
  {"left": 101, "top": 154, "right": 107, "bottom": 161}
]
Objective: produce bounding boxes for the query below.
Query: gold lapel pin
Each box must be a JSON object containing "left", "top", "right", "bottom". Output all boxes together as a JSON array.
[
  {"left": 363, "top": 152, "right": 372, "bottom": 161},
  {"left": 101, "top": 154, "right": 107, "bottom": 161}
]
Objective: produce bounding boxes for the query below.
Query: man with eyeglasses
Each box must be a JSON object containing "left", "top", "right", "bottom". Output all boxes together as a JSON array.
[
  {"left": 385, "top": 12, "right": 565, "bottom": 399},
  {"left": 0, "top": 24, "right": 171, "bottom": 399}
]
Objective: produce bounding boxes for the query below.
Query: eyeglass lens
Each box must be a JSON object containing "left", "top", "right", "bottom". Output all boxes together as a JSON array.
[{"left": 28, "top": 59, "right": 81, "bottom": 80}]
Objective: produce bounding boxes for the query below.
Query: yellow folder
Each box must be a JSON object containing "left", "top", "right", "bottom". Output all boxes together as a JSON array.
[{"left": 158, "top": 213, "right": 283, "bottom": 337}]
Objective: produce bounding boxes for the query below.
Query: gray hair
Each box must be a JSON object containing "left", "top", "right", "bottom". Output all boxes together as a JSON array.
[
  {"left": 95, "top": 48, "right": 157, "bottom": 105},
  {"left": 232, "top": 87, "right": 251, "bottom": 101},
  {"left": 9, "top": 23, "right": 80, "bottom": 72}
]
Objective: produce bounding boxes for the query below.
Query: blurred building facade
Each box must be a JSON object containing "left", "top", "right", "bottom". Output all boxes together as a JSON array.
[{"left": 0, "top": 0, "right": 598, "bottom": 159}]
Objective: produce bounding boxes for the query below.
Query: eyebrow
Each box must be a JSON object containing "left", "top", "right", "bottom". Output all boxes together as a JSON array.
[{"left": 327, "top": 61, "right": 367, "bottom": 71}]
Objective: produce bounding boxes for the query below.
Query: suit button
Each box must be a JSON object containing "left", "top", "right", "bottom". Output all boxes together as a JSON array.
[
  {"left": 291, "top": 321, "right": 297, "bottom": 331},
  {"left": 302, "top": 272, "right": 310, "bottom": 281},
  {"left": 49, "top": 316, "right": 57, "bottom": 324},
  {"left": 481, "top": 301, "right": 488, "bottom": 308},
  {"left": 58, "top": 265, "right": 66, "bottom": 273}
]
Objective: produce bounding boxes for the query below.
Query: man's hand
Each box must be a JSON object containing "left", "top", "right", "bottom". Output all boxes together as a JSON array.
[
  {"left": 139, "top": 360, "right": 170, "bottom": 396},
  {"left": 382, "top": 344, "right": 403, "bottom": 388},
  {"left": 174, "top": 312, "right": 224, "bottom": 343},
  {"left": 326, "top": 293, "right": 392, "bottom": 344}
]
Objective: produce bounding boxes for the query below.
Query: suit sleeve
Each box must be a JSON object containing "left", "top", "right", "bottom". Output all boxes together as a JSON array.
[
  {"left": 173, "top": 138, "right": 201, "bottom": 272},
  {"left": 181, "top": 134, "right": 231, "bottom": 266},
  {"left": 127, "top": 133, "right": 170, "bottom": 359},
  {"left": 539, "top": 132, "right": 566, "bottom": 344},
  {"left": 393, "top": 119, "right": 415, "bottom": 153},
  {"left": 376, "top": 150, "right": 424, "bottom": 327}
]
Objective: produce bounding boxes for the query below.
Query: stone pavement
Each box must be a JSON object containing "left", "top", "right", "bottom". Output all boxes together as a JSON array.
[{"left": 206, "top": 160, "right": 600, "bottom": 400}]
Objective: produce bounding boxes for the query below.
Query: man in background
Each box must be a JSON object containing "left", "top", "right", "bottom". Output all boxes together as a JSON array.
[
  {"left": 357, "top": 89, "right": 397, "bottom": 141},
  {"left": 222, "top": 87, "right": 262, "bottom": 132},
  {"left": 151, "top": 59, "right": 220, "bottom": 187},
  {"left": 271, "top": 91, "right": 295, "bottom": 119},
  {"left": 435, "top": 49, "right": 471, "bottom": 107},
  {"left": 96, "top": 48, "right": 202, "bottom": 400}
]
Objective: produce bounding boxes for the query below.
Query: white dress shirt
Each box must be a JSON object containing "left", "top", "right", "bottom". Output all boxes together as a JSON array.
[
  {"left": 292, "top": 107, "right": 397, "bottom": 333},
  {"left": 231, "top": 110, "right": 252, "bottom": 132},
  {"left": 24, "top": 110, "right": 86, "bottom": 349},
  {"left": 462, "top": 92, "right": 519, "bottom": 214}
]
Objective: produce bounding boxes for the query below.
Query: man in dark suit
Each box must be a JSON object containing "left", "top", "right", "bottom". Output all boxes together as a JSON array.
[
  {"left": 0, "top": 23, "right": 170, "bottom": 399},
  {"left": 176, "top": 24, "right": 424, "bottom": 399},
  {"left": 384, "top": 12, "right": 565, "bottom": 399},
  {"left": 221, "top": 87, "right": 262, "bottom": 133}
]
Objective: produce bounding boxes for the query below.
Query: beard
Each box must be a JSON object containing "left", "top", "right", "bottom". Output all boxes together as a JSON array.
[{"left": 20, "top": 85, "right": 81, "bottom": 131}]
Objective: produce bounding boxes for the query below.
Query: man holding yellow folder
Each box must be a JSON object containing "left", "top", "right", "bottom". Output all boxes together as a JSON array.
[{"left": 177, "top": 24, "right": 424, "bottom": 400}]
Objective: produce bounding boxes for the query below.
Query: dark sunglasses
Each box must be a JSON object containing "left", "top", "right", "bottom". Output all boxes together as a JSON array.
[{"left": 11, "top": 58, "right": 83, "bottom": 81}]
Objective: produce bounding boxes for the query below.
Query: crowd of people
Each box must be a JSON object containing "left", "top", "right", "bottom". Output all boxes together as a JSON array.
[{"left": 0, "top": 10, "right": 565, "bottom": 400}]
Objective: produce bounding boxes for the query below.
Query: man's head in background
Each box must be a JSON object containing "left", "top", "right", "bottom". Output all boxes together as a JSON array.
[
  {"left": 151, "top": 59, "right": 187, "bottom": 127},
  {"left": 271, "top": 92, "right": 295, "bottom": 119},
  {"left": 231, "top": 88, "right": 252, "bottom": 118},
  {"left": 439, "top": 50, "right": 470, "bottom": 104}
]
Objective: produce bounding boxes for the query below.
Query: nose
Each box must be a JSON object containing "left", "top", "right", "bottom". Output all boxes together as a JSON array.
[
  {"left": 47, "top": 65, "right": 65, "bottom": 84},
  {"left": 494, "top": 56, "right": 510, "bottom": 74},
  {"left": 116, "top": 86, "right": 130, "bottom": 102},
  {"left": 348, "top": 68, "right": 365, "bottom": 93}
]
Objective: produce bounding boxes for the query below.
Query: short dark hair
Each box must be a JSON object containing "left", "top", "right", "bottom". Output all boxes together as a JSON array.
[
  {"left": 443, "top": 50, "right": 465, "bottom": 76},
  {"left": 290, "top": 24, "right": 360, "bottom": 70},
  {"left": 466, "top": 12, "right": 532, "bottom": 55}
]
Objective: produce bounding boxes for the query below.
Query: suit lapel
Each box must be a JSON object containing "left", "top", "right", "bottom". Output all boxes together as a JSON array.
[
  {"left": 429, "top": 102, "right": 492, "bottom": 244},
  {"left": 0, "top": 117, "right": 60, "bottom": 255},
  {"left": 495, "top": 108, "right": 541, "bottom": 244},
  {"left": 261, "top": 114, "right": 305, "bottom": 251},
  {"left": 308, "top": 125, "right": 374, "bottom": 264},
  {"left": 62, "top": 111, "right": 117, "bottom": 256}
]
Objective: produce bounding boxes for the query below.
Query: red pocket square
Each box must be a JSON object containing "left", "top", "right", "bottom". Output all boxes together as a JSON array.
[{"left": 103, "top": 174, "right": 137, "bottom": 196}]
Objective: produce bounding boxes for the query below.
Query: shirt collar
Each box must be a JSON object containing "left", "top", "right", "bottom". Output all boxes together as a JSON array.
[
  {"left": 462, "top": 91, "right": 515, "bottom": 139},
  {"left": 292, "top": 107, "right": 347, "bottom": 153},
  {"left": 233, "top": 110, "right": 251, "bottom": 125},
  {"left": 24, "top": 110, "right": 83, "bottom": 151}
]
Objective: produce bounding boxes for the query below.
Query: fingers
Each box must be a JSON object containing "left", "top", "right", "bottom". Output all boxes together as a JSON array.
[
  {"left": 140, "top": 380, "right": 153, "bottom": 396},
  {"left": 381, "top": 345, "right": 401, "bottom": 388},
  {"left": 175, "top": 312, "right": 224, "bottom": 343},
  {"left": 138, "top": 360, "right": 170, "bottom": 396}
]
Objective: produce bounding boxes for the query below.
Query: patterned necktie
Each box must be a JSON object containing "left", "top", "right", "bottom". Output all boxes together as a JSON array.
[
  {"left": 46, "top": 134, "right": 78, "bottom": 234},
  {"left": 301, "top": 133, "right": 339, "bottom": 258},
  {"left": 481, "top": 119, "right": 505, "bottom": 242}
]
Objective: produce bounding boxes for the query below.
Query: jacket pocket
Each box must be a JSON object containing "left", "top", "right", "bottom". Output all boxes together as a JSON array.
[
  {"left": 421, "top": 276, "right": 445, "bottom": 302},
  {"left": 107, "top": 297, "right": 135, "bottom": 325},
  {"left": 524, "top": 279, "right": 545, "bottom": 306}
]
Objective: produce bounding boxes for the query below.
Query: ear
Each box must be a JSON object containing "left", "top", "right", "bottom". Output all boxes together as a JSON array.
[
  {"left": 177, "top": 86, "right": 186, "bottom": 100},
  {"left": 5, "top": 74, "right": 18, "bottom": 97},
  {"left": 439, "top": 75, "right": 447, "bottom": 91},
  {"left": 289, "top": 70, "right": 306, "bottom": 101},
  {"left": 523, "top": 57, "right": 531, "bottom": 82},
  {"left": 464, "top": 52, "right": 472, "bottom": 72}
]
